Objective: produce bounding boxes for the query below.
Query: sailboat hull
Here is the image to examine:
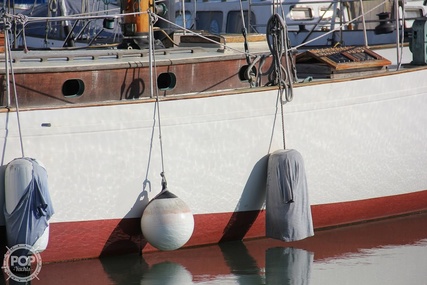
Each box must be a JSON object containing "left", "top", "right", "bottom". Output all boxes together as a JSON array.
[{"left": 0, "top": 36, "right": 426, "bottom": 262}]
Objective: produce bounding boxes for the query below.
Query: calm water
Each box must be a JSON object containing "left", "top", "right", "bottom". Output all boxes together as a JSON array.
[{"left": 3, "top": 212, "right": 427, "bottom": 285}]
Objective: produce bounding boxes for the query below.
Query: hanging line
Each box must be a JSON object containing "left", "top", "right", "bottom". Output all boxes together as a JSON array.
[
  {"left": 238, "top": 0, "right": 247, "bottom": 35},
  {"left": 238, "top": 0, "right": 249, "bottom": 61},
  {"left": 266, "top": 14, "right": 296, "bottom": 150},
  {"left": 239, "top": 0, "right": 266, "bottom": 87},
  {"left": 4, "top": 17, "right": 25, "bottom": 158},
  {"left": 148, "top": 10, "right": 167, "bottom": 191}
]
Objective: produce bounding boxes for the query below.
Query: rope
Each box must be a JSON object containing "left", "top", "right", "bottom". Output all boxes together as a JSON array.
[
  {"left": 148, "top": 10, "right": 167, "bottom": 189},
  {"left": 4, "top": 24, "right": 25, "bottom": 157},
  {"left": 15, "top": 13, "right": 29, "bottom": 52},
  {"left": 266, "top": 14, "right": 296, "bottom": 150},
  {"left": 238, "top": 0, "right": 250, "bottom": 63},
  {"left": 266, "top": 14, "right": 294, "bottom": 101}
]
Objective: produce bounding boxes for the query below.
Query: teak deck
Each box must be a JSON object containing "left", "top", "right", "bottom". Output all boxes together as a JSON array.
[{"left": 295, "top": 46, "right": 392, "bottom": 79}]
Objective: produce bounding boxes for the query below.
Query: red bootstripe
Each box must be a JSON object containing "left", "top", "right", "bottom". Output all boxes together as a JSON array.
[{"left": 1, "top": 190, "right": 427, "bottom": 263}]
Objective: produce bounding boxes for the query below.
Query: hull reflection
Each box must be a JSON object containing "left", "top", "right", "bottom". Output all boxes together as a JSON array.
[{"left": 22, "top": 212, "right": 427, "bottom": 285}]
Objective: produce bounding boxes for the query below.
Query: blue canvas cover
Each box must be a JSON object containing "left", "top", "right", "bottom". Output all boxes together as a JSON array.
[
  {"left": 4, "top": 157, "right": 54, "bottom": 247},
  {"left": 266, "top": 149, "right": 314, "bottom": 241}
]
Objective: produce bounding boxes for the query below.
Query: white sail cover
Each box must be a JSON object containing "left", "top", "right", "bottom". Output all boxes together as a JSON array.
[
  {"left": 266, "top": 149, "right": 314, "bottom": 241},
  {"left": 4, "top": 158, "right": 54, "bottom": 247}
]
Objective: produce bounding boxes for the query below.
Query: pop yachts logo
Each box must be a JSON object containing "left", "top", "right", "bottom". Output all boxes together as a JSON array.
[{"left": 2, "top": 244, "right": 42, "bottom": 282}]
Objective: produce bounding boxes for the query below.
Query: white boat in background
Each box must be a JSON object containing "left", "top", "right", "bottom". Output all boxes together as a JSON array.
[
  {"left": 176, "top": 0, "right": 427, "bottom": 47},
  {"left": 0, "top": 0, "right": 427, "bottom": 263},
  {"left": 0, "top": 0, "right": 47, "bottom": 11},
  {"left": 8, "top": 0, "right": 427, "bottom": 49}
]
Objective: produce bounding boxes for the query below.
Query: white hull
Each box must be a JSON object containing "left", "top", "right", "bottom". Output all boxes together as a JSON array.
[{"left": 1, "top": 53, "right": 426, "bottom": 225}]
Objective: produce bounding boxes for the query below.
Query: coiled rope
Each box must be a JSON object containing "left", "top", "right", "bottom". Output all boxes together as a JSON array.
[
  {"left": 265, "top": 14, "right": 296, "bottom": 150},
  {"left": 266, "top": 13, "right": 295, "bottom": 102}
]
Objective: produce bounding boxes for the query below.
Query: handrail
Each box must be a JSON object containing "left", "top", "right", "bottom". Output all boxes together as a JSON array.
[
  {"left": 290, "top": 0, "right": 390, "bottom": 50},
  {"left": 1, "top": 8, "right": 123, "bottom": 49},
  {"left": 1, "top": 0, "right": 416, "bottom": 57}
]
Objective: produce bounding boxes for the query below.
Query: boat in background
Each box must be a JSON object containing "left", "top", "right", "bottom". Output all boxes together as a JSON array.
[
  {"left": 0, "top": 0, "right": 46, "bottom": 11},
  {"left": 3, "top": 0, "right": 122, "bottom": 48},
  {"left": 176, "top": 0, "right": 427, "bottom": 47},
  {"left": 0, "top": 0, "right": 427, "bottom": 263},
  {"left": 7, "top": 0, "right": 427, "bottom": 49}
]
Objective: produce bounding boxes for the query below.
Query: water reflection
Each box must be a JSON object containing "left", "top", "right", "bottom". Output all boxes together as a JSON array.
[
  {"left": 3, "top": 212, "right": 427, "bottom": 285},
  {"left": 140, "top": 262, "right": 192, "bottom": 285},
  {"left": 219, "top": 241, "right": 262, "bottom": 280},
  {"left": 100, "top": 254, "right": 147, "bottom": 284},
  {"left": 266, "top": 247, "right": 313, "bottom": 285},
  {"left": 311, "top": 238, "right": 427, "bottom": 285}
]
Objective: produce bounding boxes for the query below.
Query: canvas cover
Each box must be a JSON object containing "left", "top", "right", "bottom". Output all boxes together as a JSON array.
[
  {"left": 266, "top": 149, "right": 314, "bottom": 241},
  {"left": 4, "top": 158, "right": 54, "bottom": 247}
]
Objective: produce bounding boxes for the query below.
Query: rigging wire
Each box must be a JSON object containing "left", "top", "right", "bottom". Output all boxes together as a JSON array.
[
  {"left": 292, "top": 0, "right": 389, "bottom": 51},
  {"left": 397, "top": 0, "right": 404, "bottom": 70}
]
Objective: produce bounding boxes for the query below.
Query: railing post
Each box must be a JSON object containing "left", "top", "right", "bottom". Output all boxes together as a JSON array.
[{"left": 359, "top": 0, "right": 368, "bottom": 46}]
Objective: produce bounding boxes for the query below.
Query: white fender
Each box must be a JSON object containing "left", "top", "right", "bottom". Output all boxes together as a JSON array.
[{"left": 141, "top": 190, "right": 194, "bottom": 251}]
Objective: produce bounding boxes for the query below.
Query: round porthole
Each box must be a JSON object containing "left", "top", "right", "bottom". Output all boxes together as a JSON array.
[
  {"left": 157, "top": 72, "right": 176, "bottom": 91},
  {"left": 62, "top": 79, "right": 85, "bottom": 97}
]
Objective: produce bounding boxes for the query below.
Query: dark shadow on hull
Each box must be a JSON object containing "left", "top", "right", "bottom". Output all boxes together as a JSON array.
[
  {"left": 100, "top": 191, "right": 148, "bottom": 257},
  {"left": 101, "top": 102, "right": 159, "bottom": 257},
  {"left": 220, "top": 155, "right": 268, "bottom": 242},
  {"left": 219, "top": 211, "right": 263, "bottom": 242}
]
